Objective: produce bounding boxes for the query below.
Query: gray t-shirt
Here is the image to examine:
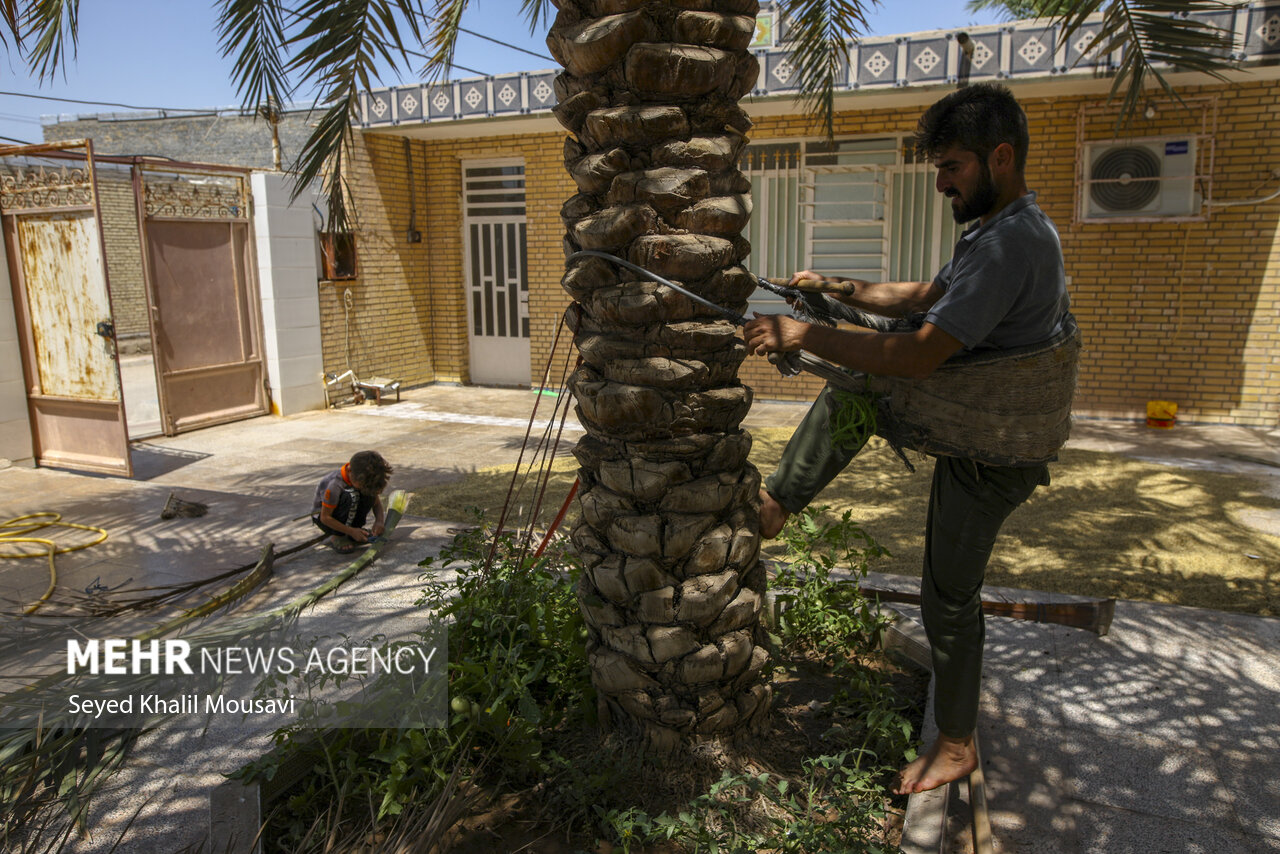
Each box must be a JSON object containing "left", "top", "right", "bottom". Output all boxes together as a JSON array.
[{"left": 925, "top": 192, "right": 1071, "bottom": 351}]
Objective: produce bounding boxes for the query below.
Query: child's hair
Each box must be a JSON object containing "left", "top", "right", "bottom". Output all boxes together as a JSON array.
[{"left": 348, "top": 450, "right": 393, "bottom": 495}]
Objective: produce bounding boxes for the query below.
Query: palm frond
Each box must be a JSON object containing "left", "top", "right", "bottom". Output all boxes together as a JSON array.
[
  {"left": 0, "top": 0, "right": 20, "bottom": 50},
  {"left": 0, "top": 494, "right": 410, "bottom": 842},
  {"left": 283, "top": 0, "right": 426, "bottom": 230},
  {"left": 20, "top": 0, "right": 78, "bottom": 82},
  {"left": 290, "top": 99, "right": 355, "bottom": 229},
  {"left": 965, "top": 0, "right": 1070, "bottom": 21},
  {"left": 216, "top": 0, "right": 294, "bottom": 111},
  {"left": 778, "top": 0, "right": 876, "bottom": 138},
  {"left": 1054, "top": 0, "right": 1238, "bottom": 125},
  {"left": 417, "top": 0, "right": 469, "bottom": 82},
  {"left": 518, "top": 0, "right": 554, "bottom": 41}
]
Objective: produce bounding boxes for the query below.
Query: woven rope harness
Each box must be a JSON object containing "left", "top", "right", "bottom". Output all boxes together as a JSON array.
[{"left": 853, "top": 314, "right": 1082, "bottom": 467}]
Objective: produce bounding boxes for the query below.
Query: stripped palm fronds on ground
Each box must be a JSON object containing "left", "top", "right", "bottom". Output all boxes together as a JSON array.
[
  {"left": 0, "top": 492, "right": 408, "bottom": 845},
  {"left": 0, "top": 534, "right": 326, "bottom": 658}
]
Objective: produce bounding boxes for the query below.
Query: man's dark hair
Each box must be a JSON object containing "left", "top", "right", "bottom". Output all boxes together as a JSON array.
[
  {"left": 913, "top": 83, "right": 1030, "bottom": 173},
  {"left": 349, "top": 450, "right": 393, "bottom": 495}
]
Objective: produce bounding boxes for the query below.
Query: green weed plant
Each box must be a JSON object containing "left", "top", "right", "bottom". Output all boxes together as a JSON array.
[
  {"left": 771, "top": 507, "right": 890, "bottom": 659},
  {"left": 236, "top": 508, "right": 918, "bottom": 853},
  {"left": 233, "top": 512, "right": 591, "bottom": 851}
]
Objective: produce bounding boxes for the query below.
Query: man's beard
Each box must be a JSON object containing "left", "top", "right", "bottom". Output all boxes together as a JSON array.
[{"left": 948, "top": 163, "right": 998, "bottom": 223}]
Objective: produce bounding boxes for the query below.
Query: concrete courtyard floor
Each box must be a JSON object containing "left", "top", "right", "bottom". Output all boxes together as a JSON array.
[{"left": 1, "top": 383, "right": 1277, "bottom": 853}]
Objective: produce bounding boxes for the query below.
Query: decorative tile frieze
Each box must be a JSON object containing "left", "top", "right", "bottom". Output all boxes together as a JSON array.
[
  {"left": 968, "top": 38, "right": 995, "bottom": 70},
  {"left": 460, "top": 82, "right": 486, "bottom": 114},
  {"left": 906, "top": 39, "right": 949, "bottom": 84},
  {"left": 428, "top": 84, "right": 453, "bottom": 119},
  {"left": 1010, "top": 27, "right": 1056, "bottom": 75},
  {"left": 764, "top": 52, "right": 799, "bottom": 90},
  {"left": 528, "top": 74, "right": 556, "bottom": 108},
  {"left": 1247, "top": 5, "right": 1280, "bottom": 54},
  {"left": 855, "top": 40, "right": 897, "bottom": 87},
  {"left": 399, "top": 91, "right": 421, "bottom": 121},
  {"left": 355, "top": 3, "right": 1271, "bottom": 128}
]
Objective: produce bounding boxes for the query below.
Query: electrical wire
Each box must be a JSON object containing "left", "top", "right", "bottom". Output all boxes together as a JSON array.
[
  {"left": 1203, "top": 180, "right": 1280, "bottom": 207},
  {"left": 415, "top": 11, "right": 555, "bottom": 63},
  {"left": 2, "top": 512, "right": 109, "bottom": 615},
  {"left": 401, "top": 45, "right": 487, "bottom": 78},
  {"left": 0, "top": 112, "right": 43, "bottom": 124},
  {"left": 0, "top": 89, "right": 208, "bottom": 113}
]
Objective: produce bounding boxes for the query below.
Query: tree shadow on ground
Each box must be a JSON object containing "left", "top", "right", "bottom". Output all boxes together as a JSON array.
[
  {"left": 405, "top": 428, "right": 1279, "bottom": 617},
  {"left": 748, "top": 429, "right": 1280, "bottom": 617}
]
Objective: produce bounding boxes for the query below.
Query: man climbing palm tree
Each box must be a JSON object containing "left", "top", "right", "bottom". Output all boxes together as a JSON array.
[{"left": 744, "top": 83, "right": 1075, "bottom": 794}]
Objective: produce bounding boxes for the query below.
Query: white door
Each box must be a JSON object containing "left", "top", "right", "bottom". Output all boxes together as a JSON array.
[{"left": 462, "top": 160, "right": 530, "bottom": 386}]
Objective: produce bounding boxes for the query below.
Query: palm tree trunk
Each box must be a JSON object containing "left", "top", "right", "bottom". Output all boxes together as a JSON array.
[{"left": 548, "top": 0, "right": 767, "bottom": 749}]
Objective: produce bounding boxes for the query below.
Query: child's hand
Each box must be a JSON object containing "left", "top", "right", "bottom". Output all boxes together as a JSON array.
[
  {"left": 349, "top": 528, "right": 370, "bottom": 544},
  {"left": 371, "top": 522, "right": 385, "bottom": 537}
]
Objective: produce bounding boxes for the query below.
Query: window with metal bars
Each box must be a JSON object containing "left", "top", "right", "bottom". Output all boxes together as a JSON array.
[
  {"left": 741, "top": 137, "right": 896, "bottom": 315},
  {"left": 741, "top": 136, "right": 963, "bottom": 315}
]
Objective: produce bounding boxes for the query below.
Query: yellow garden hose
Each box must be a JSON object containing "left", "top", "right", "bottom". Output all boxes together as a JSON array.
[{"left": 1, "top": 512, "right": 109, "bottom": 615}]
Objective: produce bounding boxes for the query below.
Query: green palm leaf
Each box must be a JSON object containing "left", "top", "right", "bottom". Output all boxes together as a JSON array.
[
  {"left": 20, "top": 0, "right": 78, "bottom": 82},
  {"left": 517, "top": 0, "right": 554, "bottom": 41},
  {"left": 1054, "top": 1, "right": 1238, "bottom": 122},
  {"left": 216, "top": 0, "right": 293, "bottom": 112},
  {"left": 417, "top": 0, "right": 469, "bottom": 82},
  {"left": 0, "top": 0, "right": 20, "bottom": 50},
  {"left": 777, "top": 0, "right": 875, "bottom": 137},
  {"left": 283, "top": 0, "right": 427, "bottom": 231}
]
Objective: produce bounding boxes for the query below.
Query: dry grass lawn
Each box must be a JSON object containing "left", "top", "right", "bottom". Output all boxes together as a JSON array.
[{"left": 408, "top": 428, "right": 1279, "bottom": 617}]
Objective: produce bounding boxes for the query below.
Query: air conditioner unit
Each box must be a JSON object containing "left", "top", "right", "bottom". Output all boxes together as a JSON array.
[{"left": 1083, "top": 138, "right": 1200, "bottom": 219}]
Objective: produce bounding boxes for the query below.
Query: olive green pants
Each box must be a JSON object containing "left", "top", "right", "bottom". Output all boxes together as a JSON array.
[{"left": 765, "top": 386, "right": 1049, "bottom": 737}]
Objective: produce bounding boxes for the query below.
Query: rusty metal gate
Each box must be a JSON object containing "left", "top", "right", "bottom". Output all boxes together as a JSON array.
[
  {"left": 0, "top": 141, "right": 132, "bottom": 476},
  {"left": 137, "top": 165, "right": 266, "bottom": 435},
  {"left": 0, "top": 141, "right": 268, "bottom": 476}
]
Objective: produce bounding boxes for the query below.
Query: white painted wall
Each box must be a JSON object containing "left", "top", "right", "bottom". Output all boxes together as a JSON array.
[
  {"left": 251, "top": 172, "right": 326, "bottom": 416},
  {"left": 0, "top": 230, "right": 35, "bottom": 467}
]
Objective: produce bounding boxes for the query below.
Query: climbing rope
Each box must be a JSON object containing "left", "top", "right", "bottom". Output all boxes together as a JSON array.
[
  {"left": 1, "top": 512, "right": 109, "bottom": 615},
  {"left": 484, "top": 309, "right": 582, "bottom": 575}
]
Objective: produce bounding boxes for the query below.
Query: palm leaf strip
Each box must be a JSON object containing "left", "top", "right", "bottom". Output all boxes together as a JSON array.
[{"left": 0, "top": 491, "right": 409, "bottom": 837}]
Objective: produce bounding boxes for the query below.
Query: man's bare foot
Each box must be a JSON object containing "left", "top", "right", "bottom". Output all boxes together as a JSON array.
[
  {"left": 893, "top": 733, "right": 978, "bottom": 795},
  {"left": 759, "top": 489, "right": 790, "bottom": 539}
]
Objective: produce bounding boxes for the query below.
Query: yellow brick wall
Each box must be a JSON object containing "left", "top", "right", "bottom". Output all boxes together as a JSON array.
[
  {"left": 337, "top": 77, "right": 1279, "bottom": 428},
  {"left": 1036, "top": 82, "right": 1279, "bottom": 428},
  {"left": 318, "top": 134, "right": 450, "bottom": 386},
  {"left": 321, "top": 131, "right": 577, "bottom": 387},
  {"left": 96, "top": 175, "right": 148, "bottom": 343}
]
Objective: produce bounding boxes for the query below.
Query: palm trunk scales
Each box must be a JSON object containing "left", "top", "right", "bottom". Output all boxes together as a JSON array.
[{"left": 549, "top": 0, "right": 767, "bottom": 748}]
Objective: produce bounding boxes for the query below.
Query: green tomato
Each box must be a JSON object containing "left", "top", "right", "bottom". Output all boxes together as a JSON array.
[{"left": 449, "top": 696, "right": 470, "bottom": 715}]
